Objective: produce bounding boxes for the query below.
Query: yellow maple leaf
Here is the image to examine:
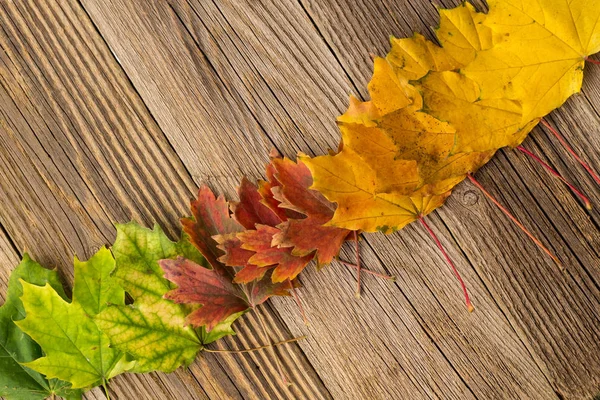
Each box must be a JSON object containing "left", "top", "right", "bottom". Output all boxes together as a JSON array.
[
  {"left": 463, "top": 0, "right": 600, "bottom": 121},
  {"left": 387, "top": 33, "right": 461, "bottom": 80},
  {"left": 299, "top": 149, "right": 449, "bottom": 233},
  {"left": 436, "top": 2, "right": 496, "bottom": 66},
  {"left": 417, "top": 71, "right": 533, "bottom": 153}
]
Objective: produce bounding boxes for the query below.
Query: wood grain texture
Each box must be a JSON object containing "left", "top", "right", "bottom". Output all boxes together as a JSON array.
[
  {"left": 298, "top": 1, "right": 600, "bottom": 398},
  {"left": 0, "top": 0, "right": 599, "bottom": 398},
  {"left": 0, "top": 0, "right": 327, "bottom": 399}
]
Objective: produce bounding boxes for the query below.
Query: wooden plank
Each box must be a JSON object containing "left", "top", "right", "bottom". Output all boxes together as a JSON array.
[
  {"left": 78, "top": 0, "right": 570, "bottom": 398},
  {"left": 78, "top": 0, "right": 480, "bottom": 398},
  {"left": 291, "top": 0, "right": 600, "bottom": 398},
  {"left": 0, "top": 225, "right": 107, "bottom": 399},
  {"left": 0, "top": 0, "right": 329, "bottom": 398},
  {"left": 0, "top": 226, "right": 20, "bottom": 302}
]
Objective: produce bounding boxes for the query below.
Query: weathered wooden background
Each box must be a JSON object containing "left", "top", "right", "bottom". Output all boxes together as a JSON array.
[{"left": 1, "top": 0, "right": 600, "bottom": 398}]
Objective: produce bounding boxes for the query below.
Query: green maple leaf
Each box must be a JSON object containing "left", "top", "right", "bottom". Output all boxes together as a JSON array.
[
  {"left": 94, "top": 222, "right": 241, "bottom": 374},
  {"left": 0, "top": 254, "right": 82, "bottom": 400},
  {"left": 15, "top": 248, "right": 134, "bottom": 390}
]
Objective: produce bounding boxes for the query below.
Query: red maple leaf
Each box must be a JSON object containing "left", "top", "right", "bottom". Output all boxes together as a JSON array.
[
  {"left": 161, "top": 257, "right": 291, "bottom": 331},
  {"left": 216, "top": 173, "right": 313, "bottom": 283},
  {"left": 215, "top": 233, "right": 271, "bottom": 283},
  {"left": 181, "top": 186, "right": 243, "bottom": 269},
  {"left": 270, "top": 158, "right": 351, "bottom": 265},
  {"left": 232, "top": 177, "right": 282, "bottom": 229},
  {"left": 162, "top": 185, "right": 295, "bottom": 330},
  {"left": 238, "top": 224, "right": 314, "bottom": 283}
]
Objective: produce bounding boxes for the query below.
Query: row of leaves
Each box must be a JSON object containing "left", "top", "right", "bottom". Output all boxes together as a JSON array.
[
  {"left": 2, "top": 0, "right": 600, "bottom": 398},
  {"left": 0, "top": 222, "right": 245, "bottom": 399},
  {"left": 300, "top": 1, "right": 600, "bottom": 233}
]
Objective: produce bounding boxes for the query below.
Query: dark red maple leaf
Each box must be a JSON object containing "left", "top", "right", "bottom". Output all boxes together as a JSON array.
[
  {"left": 232, "top": 177, "right": 282, "bottom": 229},
  {"left": 181, "top": 186, "right": 243, "bottom": 269},
  {"left": 161, "top": 257, "right": 291, "bottom": 331},
  {"left": 269, "top": 158, "right": 351, "bottom": 265},
  {"left": 162, "top": 185, "right": 295, "bottom": 330},
  {"left": 238, "top": 224, "right": 314, "bottom": 283},
  {"left": 258, "top": 159, "right": 304, "bottom": 221}
]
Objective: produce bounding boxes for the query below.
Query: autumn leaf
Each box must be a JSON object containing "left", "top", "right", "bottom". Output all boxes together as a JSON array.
[
  {"left": 269, "top": 157, "right": 351, "bottom": 265},
  {"left": 16, "top": 248, "right": 133, "bottom": 389},
  {"left": 462, "top": 0, "right": 600, "bottom": 121},
  {"left": 257, "top": 160, "right": 293, "bottom": 221},
  {"left": 183, "top": 183, "right": 276, "bottom": 284},
  {"left": 387, "top": 33, "right": 461, "bottom": 81},
  {"left": 236, "top": 224, "right": 314, "bottom": 282},
  {"left": 161, "top": 257, "right": 290, "bottom": 330},
  {"left": 435, "top": 2, "right": 495, "bottom": 66},
  {"left": 416, "top": 71, "right": 532, "bottom": 153},
  {"left": 182, "top": 186, "right": 245, "bottom": 269},
  {"left": 301, "top": 147, "right": 451, "bottom": 233},
  {"left": 0, "top": 254, "right": 82, "bottom": 400},
  {"left": 167, "top": 186, "right": 295, "bottom": 330},
  {"left": 94, "top": 223, "right": 236, "bottom": 373},
  {"left": 232, "top": 177, "right": 283, "bottom": 229}
]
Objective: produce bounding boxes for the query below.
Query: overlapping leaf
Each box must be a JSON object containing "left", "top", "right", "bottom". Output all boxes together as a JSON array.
[
  {"left": 162, "top": 186, "right": 295, "bottom": 330},
  {"left": 0, "top": 255, "right": 82, "bottom": 400},
  {"left": 270, "top": 157, "right": 351, "bottom": 265},
  {"left": 94, "top": 223, "right": 221, "bottom": 373},
  {"left": 16, "top": 248, "right": 133, "bottom": 389}
]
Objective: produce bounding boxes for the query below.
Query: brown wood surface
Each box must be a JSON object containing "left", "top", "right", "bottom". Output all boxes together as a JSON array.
[{"left": 0, "top": 0, "right": 599, "bottom": 399}]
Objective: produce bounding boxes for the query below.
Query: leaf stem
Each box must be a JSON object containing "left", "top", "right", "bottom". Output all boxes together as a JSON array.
[
  {"left": 585, "top": 57, "right": 600, "bottom": 65},
  {"left": 354, "top": 231, "right": 361, "bottom": 298},
  {"left": 418, "top": 216, "right": 473, "bottom": 312},
  {"left": 338, "top": 260, "right": 396, "bottom": 281},
  {"left": 102, "top": 379, "right": 110, "bottom": 400},
  {"left": 289, "top": 279, "right": 308, "bottom": 325},
  {"left": 467, "top": 174, "right": 562, "bottom": 268},
  {"left": 541, "top": 119, "right": 600, "bottom": 186},
  {"left": 255, "top": 308, "right": 290, "bottom": 386},
  {"left": 204, "top": 336, "right": 307, "bottom": 353},
  {"left": 517, "top": 145, "right": 592, "bottom": 209}
]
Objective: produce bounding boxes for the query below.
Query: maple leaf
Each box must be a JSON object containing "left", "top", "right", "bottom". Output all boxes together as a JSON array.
[
  {"left": 167, "top": 186, "right": 295, "bottom": 329},
  {"left": 435, "top": 2, "right": 495, "bottom": 67},
  {"left": 94, "top": 223, "right": 238, "bottom": 373},
  {"left": 416, "top": 71, "right": 534, "bottom": 153},
  {"left": 257, "top": 158, "right": 305, "bottom": 221},
  {"left": 182, "top": 186, "right": 244, "bottom": 269},
  {"left": 182, "top": 184, "right": 268, "bottom": 284},
  {"left": 232, "top": 177, "right": 283, "bottom": 229},
  {"left": 269, "top": 157, "right": 351, "bottom": 265},
  {"left": 237, "top": 224, "right": 314, "bottom": 282},
  {"left": 215, "top": 233, "right": 271, "bottom": 283},
  {"left": 300, "top": 147, "right": 451, "bottom": 233},
  {"left": 0, "top": 254, "right": 82, "bottom": 400},
  {"left": 462, "top": 0, "right": 600, "bottom": 121},
  {"left": 387, "top": 33, "right": 461, "bottom": 81},
  {"left": 161, "top": 257, "right": 291, "bottom": 330},
  {"left": 16, "top": 248, "right": 134, "bottom": 389}
]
